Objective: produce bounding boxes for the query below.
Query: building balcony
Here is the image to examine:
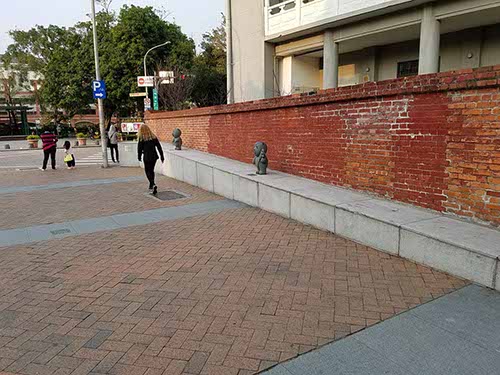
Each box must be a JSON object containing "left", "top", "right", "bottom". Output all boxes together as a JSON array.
[{"left": 265, "top": 0, "right": 414, "bottom": 37}]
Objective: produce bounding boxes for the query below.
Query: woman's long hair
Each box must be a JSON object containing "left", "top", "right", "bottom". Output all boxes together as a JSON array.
[{"left": 137, "top": 125, "right": 157, "bottom": 142}]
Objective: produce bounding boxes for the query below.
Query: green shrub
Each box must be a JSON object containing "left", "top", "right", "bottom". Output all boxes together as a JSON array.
[{"left": 76, "top": 133, "right": 88, "bottom": 139}]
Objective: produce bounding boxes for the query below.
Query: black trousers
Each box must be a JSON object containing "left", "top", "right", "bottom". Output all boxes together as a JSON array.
[
  {"left": 42, "top": 147, "right": 57, "bottom": 170},
  {"left": 144, "top": 159, "right": 157, "bottom": 188},
  {"left": 66, "top": 155, "right": 76, "bottom": 168},
  {"left": 109, "top": 144, "right": 119, "bottom": 162}
]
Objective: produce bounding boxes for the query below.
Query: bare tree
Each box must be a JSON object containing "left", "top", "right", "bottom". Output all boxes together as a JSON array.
[
  {"left": 154, "top": 5, "right": 173, "bottom": 21},
  {"left": 155, "top": 66, "right": 194, "bottom": 111},
  {"left": 96, "top": 0, "right": 113, "bottom": 14}
]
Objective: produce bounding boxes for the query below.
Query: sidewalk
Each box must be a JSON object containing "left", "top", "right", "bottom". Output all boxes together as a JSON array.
[
  {"left": 0, "top": 166, "right": 468, "bottom": 375},
  {"left": 263, "top": 285, "right": 500, "bottom": 375}
]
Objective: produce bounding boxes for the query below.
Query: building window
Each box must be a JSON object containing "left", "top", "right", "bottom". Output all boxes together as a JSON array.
[
  {"left": 397, "top": 60, "right": 419, "bottom": 78},
  {"left": 269, "top": 0, "right": 286, "bottom": 6}
]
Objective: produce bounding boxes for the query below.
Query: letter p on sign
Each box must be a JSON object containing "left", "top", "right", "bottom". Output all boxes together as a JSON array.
[{"left": 92, "top": 80, "right": 107, "bottom": 99}]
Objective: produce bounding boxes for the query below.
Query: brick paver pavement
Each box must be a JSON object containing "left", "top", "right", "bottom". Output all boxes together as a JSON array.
[
  {"left": 0, "top": 171, "right": 222, "bottom": 231},
  {"left": 0, "top": 167, "right": 467, "bottom": 375}
]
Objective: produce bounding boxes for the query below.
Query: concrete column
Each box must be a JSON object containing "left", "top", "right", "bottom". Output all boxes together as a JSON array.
[
  {"left": 418, "top": 5, "right": 440, "bottom": 74},
  {"left": 323, "top": 30, "right": 339, "bottom": 89}
]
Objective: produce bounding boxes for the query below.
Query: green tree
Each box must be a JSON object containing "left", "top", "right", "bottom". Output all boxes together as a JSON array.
[
  {"left": 2, "top": 25, "right": 69, "bottom": 75},
  {"left": 97, "top": 5, "right": 195, "bottom": 121},
  {"left": 2, "top": 5, "right": 196, "bottom": 124},
  {"left": 192, "top": 15, "right": 227, "bottom": 107}
]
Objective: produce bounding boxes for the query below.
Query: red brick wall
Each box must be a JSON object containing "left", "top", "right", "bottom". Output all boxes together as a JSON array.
[{"left": 147, "top": 67, "right": 500, "bottom": 227}]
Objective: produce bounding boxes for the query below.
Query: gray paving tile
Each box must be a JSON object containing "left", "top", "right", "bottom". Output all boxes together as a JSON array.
[
  {"left": 282, "top": 337, "right": 410, "bottom": 375},
  {"left": 70, "top": 217, "right": 121, "bottom": 234},
  {"left": 354, "top": 312, "right": 500, "bottom": 375},
  {"left": 0, "top": 199, "right": 246, "bottom": 247},
  {"left": 111, "top": 211, "right": 163, "bottom": 227},
  {"left": 408, "top": 285, "right": 500, "bottom": 351},
  {"left": 264, "top": 365, "right": 294, "bottom": 375},
  {"left": 27, "top": 223, "right": 77, "bottom": 243},
  {"left": 0, "top": 228, "right": 30, "bottom": 247},
  {"left": 0, "top": 176, "right": 143, "bottom": 194}
]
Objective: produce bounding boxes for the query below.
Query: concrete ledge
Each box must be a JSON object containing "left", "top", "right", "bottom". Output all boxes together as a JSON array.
[
  {"left": 119, "top": 142, "right": 500, "bottom": 291},
  {"left": 197, "top": 163, "right": 214, "bottom": 192},
  {"left": 336, "top": 208, "right": 400, "bottom": 255},
  {"left": 233, "top": 175, "right": 258, "bottom": 207},
  {"left": 400, "top": 230, "right": 497, "bottom": 288},
  {"left": 214, "top": 169, "right": 234, "bottom": 200},
  {"left": 291, "top": 194, "right": 335, "bottom": 233},
  {"left": 259, "top": 184, "right": 290, "bottom": 218}
]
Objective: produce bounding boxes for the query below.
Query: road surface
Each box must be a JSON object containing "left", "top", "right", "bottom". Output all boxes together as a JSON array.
[{"left": 0, "top": 147, "right": 112, "bottom": 169}]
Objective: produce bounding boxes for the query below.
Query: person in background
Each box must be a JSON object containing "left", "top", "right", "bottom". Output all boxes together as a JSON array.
[
  {"left": 108, "top": 124, "right": 119, "bottom": 163},
  {"left": 137, "top": 125, "right": 164, "bottom": 195},
  {"left": 40, "top": 127, "right": 58, "bottom": 171},
  {"left": 63, "top": 141, "right": 76, "bottom": 169}
]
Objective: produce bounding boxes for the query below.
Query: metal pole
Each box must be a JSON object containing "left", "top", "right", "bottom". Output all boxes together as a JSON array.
[
  {"left": 143, "top": 41, "right": 171, "bottom": 99},
  {"left": 91, "top": 0, "right": 108, "bottom": 168},
  {"left": 226, "top": 0, "right": 235, "bottom": 104}
]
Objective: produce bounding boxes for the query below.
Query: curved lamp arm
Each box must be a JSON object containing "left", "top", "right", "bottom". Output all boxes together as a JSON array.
[{"left": 143, "top": 41, "right": 171, "bottom": 77}]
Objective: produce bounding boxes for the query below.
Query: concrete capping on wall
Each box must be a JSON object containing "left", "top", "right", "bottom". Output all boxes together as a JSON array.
[
  {"left": 120, "top": 142, "right": 500, "bottom": 291},
  {"left": 146, "top": 66, "right": 500, "bottom": 120}
]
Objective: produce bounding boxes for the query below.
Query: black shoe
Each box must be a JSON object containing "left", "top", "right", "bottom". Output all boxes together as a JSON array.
[{"left": 152, "top": 186, "right": 158, "bottom": 195}]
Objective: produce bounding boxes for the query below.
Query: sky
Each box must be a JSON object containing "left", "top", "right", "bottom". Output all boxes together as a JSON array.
[{"left": 0, "top": 0, "right": 225, "bottom": 53}]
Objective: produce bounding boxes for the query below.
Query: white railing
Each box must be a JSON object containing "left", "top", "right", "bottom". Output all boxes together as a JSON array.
[{"left": 265, "top": 0, "right": 397, "bottom": 36}]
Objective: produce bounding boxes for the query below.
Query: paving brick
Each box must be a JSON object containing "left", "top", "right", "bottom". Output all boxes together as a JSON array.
[
  {"left": 158, "top": 347, "right": 194, "bottom": 361},
  {"left": 163, "top": 359, "right": 187, "bottom": 375},
  {"left": 83, "top": 330, "right": 113, "bottom": 349},
  {"left": 0, "top": 167, "right": 467, "bottom": 375},
  {"left": 91, "top": 351, "right": 124, "bottom": 373},
  {"left": 185, "top": 351, "right": 209, "bottom": 375}
]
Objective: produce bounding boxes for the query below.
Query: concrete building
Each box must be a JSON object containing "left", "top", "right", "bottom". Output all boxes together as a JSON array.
[
  {"left": 228, "top": 0, "right": 500, "bottom": 102},
  {"left": 0, "top": 56, "right": 43, "bottom": 122}
]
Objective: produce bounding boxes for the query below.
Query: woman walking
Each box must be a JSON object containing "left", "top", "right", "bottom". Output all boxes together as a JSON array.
[
  {"left": 137, "top": 125, "right": 164, "bottom": 195},
  {"left": 108, "top": 124, "right": 119, "bottom": 163}
]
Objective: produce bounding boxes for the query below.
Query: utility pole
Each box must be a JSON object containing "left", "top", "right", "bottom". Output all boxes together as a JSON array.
[
  {"left": 143, "top": 41, "right": 171, "bottom": 99},
  {"left": 91, "top": 0, "right": 108, "bottom": 168},
  {"left": 226, "top": 0, "right": 234, "bottom": 104}
]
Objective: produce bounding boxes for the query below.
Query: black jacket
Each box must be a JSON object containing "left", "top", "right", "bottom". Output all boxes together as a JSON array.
[{"left": 138, "top": 138, "right": 164, "bottom": 162}]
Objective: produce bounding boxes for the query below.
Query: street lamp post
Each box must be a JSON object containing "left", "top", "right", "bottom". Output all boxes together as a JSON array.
[
  {"left": 90, "top": 0, "right": 108, "bottom": 168},
  {"left": 143, "top": 41, "right": 171, "bottom": 99}
]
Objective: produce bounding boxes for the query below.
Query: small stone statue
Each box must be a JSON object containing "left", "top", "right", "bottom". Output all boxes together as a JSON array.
[
  {"left": 172, "top": 128, "right": 182, "bottom": 150},
  {"left": 253, "top": 142, "right": 268, "bottom": 175}
]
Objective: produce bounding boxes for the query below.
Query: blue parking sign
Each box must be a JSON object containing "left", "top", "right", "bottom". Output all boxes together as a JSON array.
[{"left": 92, "top": 80, "right": 107, "bottom": 99}]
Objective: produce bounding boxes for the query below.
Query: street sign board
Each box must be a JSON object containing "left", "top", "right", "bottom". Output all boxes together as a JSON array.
[
  {"left": 129, "top": 92, "right": 147, "bottom": 97},
  {"left": 144, "top": 98, "right": 152, "bottom": 111},
  {"left": 92, "top": 80, "right": 107, "bottom": 99},
  {"left": 153, "top": 89, "right": 159, "bottom": 111},
  {"left": 121, "top": 122, "right": 143, "bottom": 133},
  {"left": 137, "top": 76, "right": 154, "bottom": 87},
  {"left": 159, "top": 71, "right": 174, "bottom": 84}
]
